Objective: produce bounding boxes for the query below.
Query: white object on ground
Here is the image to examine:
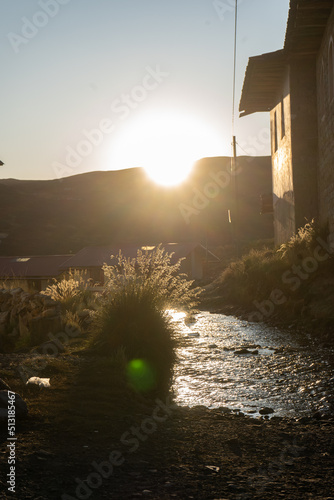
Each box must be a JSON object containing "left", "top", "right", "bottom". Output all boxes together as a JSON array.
[{"left": 26, "top": 377, "right": 50, "bottom": 388}]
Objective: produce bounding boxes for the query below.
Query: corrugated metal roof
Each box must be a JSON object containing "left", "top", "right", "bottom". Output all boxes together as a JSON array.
[
  {"left": 239, "top": 0, "right": 334, "bottom": 117},
  {"left": 284, "top": 0, "right": 334, "bottom": 55},
  {"left": 60, "top": 243, "right": 213, "bottom": 269},
  {"left": 0, "top": 255, "right": 72, "bottom": 278},
  {"left": 239, "top": 50, "right": 286, "bottom": 117}
]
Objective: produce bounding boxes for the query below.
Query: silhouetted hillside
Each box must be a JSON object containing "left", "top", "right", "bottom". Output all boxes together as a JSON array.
[{"left": 0, "top": 157, "right": 273, "bottom": 255}]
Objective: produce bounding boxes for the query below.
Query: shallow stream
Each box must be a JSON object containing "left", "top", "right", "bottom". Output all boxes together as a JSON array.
[{"left": 171, "top": 311, "right": 334, "bottom": 418}]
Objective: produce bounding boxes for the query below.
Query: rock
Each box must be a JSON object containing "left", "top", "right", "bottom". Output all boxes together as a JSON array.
[
  {"left": 42, "top": 297, "right": 58, "bottom": 308},
  {"left": 0, "top": 390, "right": 28, "bottom": 422},
  {"left": 26, "top": 377, "right": 50, "bottom": 388},
  {"left": 41, "top": 308, "right": 58, "bottom": 318},
  {"left": 259, "top": 407, "right": 274, "bottom": 415},
  {"left": 218, "top": 406, "right": 232, "bottom": 414},
  {"left": 0, "top": 310, "right": 10, "bottom": 323},
  {"left": 234, "top": 349, "right": 252, "bottom": 355},
  {"left": 10, "top": 306, "right": 18, "bottom": 327},
  {"left": 234, "top": 347, "right": 259, "bottom": 355},
  {"left": 1, "top": 301, "right": 12, "bottom": 312},
  {"left": 19, "top": 314, "right": 30, "bottom": 337},
  {"left": 28, "top": 300, "right": 39, "bottom": 311},
  {"left": 0, "top": 290, "right": 12, "bottom": 300}
]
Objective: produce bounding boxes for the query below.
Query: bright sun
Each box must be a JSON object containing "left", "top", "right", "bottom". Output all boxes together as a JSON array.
[{"left": 109, "top": 110, "right": 223, "bottom": 186}]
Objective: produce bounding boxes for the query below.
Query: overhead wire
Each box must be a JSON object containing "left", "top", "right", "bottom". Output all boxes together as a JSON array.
[{"left": 231, "top": 0, "right": 238, "bottom": 138}]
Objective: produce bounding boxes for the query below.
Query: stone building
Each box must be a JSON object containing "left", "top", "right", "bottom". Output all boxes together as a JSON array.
[{"left": 239, "top": 0, "right": 334, "bottom": 246}]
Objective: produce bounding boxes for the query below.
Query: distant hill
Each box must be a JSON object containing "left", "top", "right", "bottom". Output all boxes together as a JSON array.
[{"left": 0, "top": 157, "right": 273, "bottom": 256}]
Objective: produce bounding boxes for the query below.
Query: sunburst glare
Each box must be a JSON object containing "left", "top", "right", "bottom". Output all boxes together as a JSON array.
[{"left": 108, "top": 110, "right": 224, "bottom": 186}]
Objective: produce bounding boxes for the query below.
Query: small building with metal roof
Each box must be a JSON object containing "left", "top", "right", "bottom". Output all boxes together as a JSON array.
[
  {"left": 60, "top": 242, "right": 219, "bottom": 283},
  {"left": 0, "top": 255, "right": 72, "bottom": 291}
]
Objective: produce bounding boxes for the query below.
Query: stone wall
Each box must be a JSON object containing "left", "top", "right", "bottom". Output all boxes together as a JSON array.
[
  {"left": 317, "top": 7, "right": 334, "bottom": 248},
  {"left": 0, "top": 288, "right": 62, "bottom": 349}
]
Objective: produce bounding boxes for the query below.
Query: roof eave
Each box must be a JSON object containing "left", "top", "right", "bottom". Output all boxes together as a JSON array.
[{"left": 239, "top": 50, "right": 286, "bottom": 117}]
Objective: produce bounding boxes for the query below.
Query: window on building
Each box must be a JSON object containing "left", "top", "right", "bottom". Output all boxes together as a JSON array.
[
  {"left": 273, "top": 110, "right": 278, "bottom": 152},
  {"left": 281, "top": 97, "right": 285, "bottom": 138},
  {"left": 329, "top": 39, "right": 334, "bottom": 102}
]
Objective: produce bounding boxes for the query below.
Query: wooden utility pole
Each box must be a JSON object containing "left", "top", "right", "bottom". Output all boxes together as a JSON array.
[{"left": 231, "top": 136, "right": 239, "bottom": 258}]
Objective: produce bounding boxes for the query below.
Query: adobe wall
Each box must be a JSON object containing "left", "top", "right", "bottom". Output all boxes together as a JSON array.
[
  {"left": 290, "top": 56, "right": 319, "bottom": 232},
  {"left": 270, "top": 67, "right": 295, "bottom": 245},
  {"left": 317, "top": 7, "right": 334, "bottom": 248}
]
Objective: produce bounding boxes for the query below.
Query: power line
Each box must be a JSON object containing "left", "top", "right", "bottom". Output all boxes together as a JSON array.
[
  {"left": 231, "top": 0, "right": 238, "bottom": 137},
  {"left": 230, "top": 0, "right": 239, "bottom": 258}
]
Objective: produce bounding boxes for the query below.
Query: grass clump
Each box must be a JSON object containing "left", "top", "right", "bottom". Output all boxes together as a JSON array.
[
  {"left": 216, "top": 248, "right": 286, "bottom": 306},
  {"left": 91, "top": 245, "right": 200, "bottom": 396},
  {"left": 42, "top": 270, "right": 97, "bottom": 314},
  {"left": 102, "top": 244, "right": 201, "bottom": 311},
  {"left": 277, "top": 219, "right": 325, "bottom": 263},
  {"left": 215, "top": 220, "right": 334, "bottom": 323}
]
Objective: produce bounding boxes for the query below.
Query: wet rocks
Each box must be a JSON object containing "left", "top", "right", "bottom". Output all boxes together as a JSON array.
[
  {"left": 259, "top": 407, "right": 274, "bottom": 415},
  {"left": 234, "top": 348, "right": 259, "bottom": 355}
]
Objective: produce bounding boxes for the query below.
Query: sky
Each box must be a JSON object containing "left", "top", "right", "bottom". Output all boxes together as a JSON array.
[{"left": 0, "top": 0, "right": 290, "bottom": 182}]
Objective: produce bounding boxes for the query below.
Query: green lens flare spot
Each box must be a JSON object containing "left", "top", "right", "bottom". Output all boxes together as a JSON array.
[{"left": 126, "top": 359, "right": 156, "bottom": 392}]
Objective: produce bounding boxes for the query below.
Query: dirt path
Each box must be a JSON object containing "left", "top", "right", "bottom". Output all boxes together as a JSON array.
[
  {"left": 1, "top": 351, "right": 334, "bottom": 499},
  {"left": 1, "top": 398, "right": 334, "bottom": 498}
]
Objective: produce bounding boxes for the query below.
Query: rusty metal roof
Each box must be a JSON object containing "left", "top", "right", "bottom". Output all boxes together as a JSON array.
[{"left": 239, "top": 0, "right": 334, "bottom": 117}]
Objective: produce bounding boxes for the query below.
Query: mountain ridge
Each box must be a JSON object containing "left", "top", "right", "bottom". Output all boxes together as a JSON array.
[{"left": 0, "top": 156, "right": 273, "bottom": 256}]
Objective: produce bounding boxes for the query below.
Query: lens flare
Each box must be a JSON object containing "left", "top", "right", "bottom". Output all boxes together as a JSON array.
[{"left": 126, "top": 359, "right": 157, "bottom": 392}]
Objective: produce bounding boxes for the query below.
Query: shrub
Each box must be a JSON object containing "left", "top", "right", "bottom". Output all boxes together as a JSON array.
[
  {"left": 278, "top": 219, "right": 320, "bottom": 263},
  {"left": 42, "top": 270, "right": 96, "bottom": 313},
  {"left": 217, "top": 247, "right": 286, "bottom": 306},
  {"left": 216, "top": 220, "right": 332, "bottom": 311},
  {"left": 102, "top": 244, "right": 201, "bottom": 311},
  {"left": 93, "top": 291, "right": 176, "bottom": 395},
  {"left": 92, "top": 245, "right": 198, "bottom": 395}
]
